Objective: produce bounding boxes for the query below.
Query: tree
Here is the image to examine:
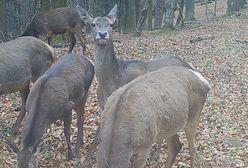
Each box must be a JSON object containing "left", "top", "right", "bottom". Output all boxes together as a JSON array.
[
  {"left": 185, "top": 0, "right": 195, "bottom": 21},
  {"left": 125, "top": 0, "right": 137, "bottom": 33},
  {"left": 176, "top": 0, "right": 184, "bottom": 26},
  {"left": 147, "top": 0, "right": 153, "bottom": 30},
  {"left": 154, "top": 0, "right": 165, "bottom": 29},
  {"left": 0, "top": 0, "right": 7, "bottom": 41},
  {"left": 226, "top": 0, "right": 247, "bottom": 16},
  {"left": 93, "top": 0, "right": 117, "bottom": 16}
]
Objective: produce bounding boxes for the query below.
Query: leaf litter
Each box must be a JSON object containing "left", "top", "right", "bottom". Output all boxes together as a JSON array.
[{"left": 0, "top": 2, "right": 248, "bottom": 168}]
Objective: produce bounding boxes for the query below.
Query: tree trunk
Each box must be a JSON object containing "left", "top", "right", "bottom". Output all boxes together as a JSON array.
[
  {"left": 185, "top": 0, "right": 195, "bottom": 21},
  {"left": 163, "top": 8, "right": 173, "bottom": 29},
  {"left": 136, "top": 0, "right": 146, "bottom": 24},
  {"left": 226, "top": 0, "right": 233, "bottom": 15},
  {"left": 214, "top": 0, "right": 217, "bottom": 16},
  {"left": 226, "top": 0, "right": 247, "bottom": 16},
  {"left": 125, "top": 0, "right": 136, "bottom": 33},
  {"left": 163, "top": 0, "right": 174, "bottom": 29},
  {"left": 69, "top": 0, "right": 79, "bottom": 7},
  {"left": 0, "top": 0, "right": 7, "bottom": 41},
  {"left": 147, "top": 0, "right": 153, "bottom": 30},
  {"left": 154, "top": 0, "right": 165, "bottom": 29},
  {"left": 136, "top": 4, "right": 148, "bottom": 35},
  {"left": 176, "top": 0, "right": 184, "bottom": 26},
  {"left": 41, "top": 0, "right": 52, "bottom": 11},
  {"left": 205, "top": 0, "right": 208, "bottom": 16}
]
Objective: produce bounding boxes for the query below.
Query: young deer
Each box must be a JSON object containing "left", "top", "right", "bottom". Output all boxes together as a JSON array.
[
  {"left": 22, "top": 7, "right": 92, "bottom": 54},
  {"left": 77, "top": 5, "right": 194, "bottom": 165},
  {"left": 0, "top": 36, "right": 54, "bottom": 135},
  {"left": 98, "top": 66, "right": 210, "bottom": 168},
  {"left": 4, "top": 53, "right": 94, "bottom": 168}
]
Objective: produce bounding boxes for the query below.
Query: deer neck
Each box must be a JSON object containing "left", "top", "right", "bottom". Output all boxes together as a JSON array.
[{"left": 94, "top": 39, "right": 119, "bottom": 86}]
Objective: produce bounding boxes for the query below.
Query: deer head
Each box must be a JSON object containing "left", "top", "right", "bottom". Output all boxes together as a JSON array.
[
  {"left": 78, "top": 5, "right": 117, "bottom": 46},
  {"left": 0, "top": 132, "right": 40, "bottom": 168}
]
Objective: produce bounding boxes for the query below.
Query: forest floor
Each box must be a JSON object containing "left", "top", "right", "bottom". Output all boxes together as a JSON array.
[{"left": 1, "top": 2, "right": 248, "bottom": 168}]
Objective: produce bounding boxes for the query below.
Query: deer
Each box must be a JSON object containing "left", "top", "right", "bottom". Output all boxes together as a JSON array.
[
  {"left": 19, "top": 53, "right": 94, "bottom": 164},
  {"left": 77, "top": 4, "right": 195, "bottom": 165},
  {"left": 22, "top": 7, "right": 93, "bottom": 54},
  {"left": 0, "top": 36, "right": 55, "bottom": 136},
  {"left": 2, "top": 53, "right": 94, "bottom": 168},
  {"left": 97, "top": 66, "right": 210, "bottom": 168}
]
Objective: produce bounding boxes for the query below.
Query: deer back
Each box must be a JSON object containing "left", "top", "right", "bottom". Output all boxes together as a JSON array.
[
  {"left": 22, "top": 7, "right": 84, "bottom": 38},
  {"left": 24, "top": 53, "right": 94, "bottom": 146},
  {"left": 98, "top": 66, "right": 209, "bottom": 167},
  {"left": 0, "top": 36, "right": 54, "bottom": 94},
  {"left": 19, "top": 53, "right": 94, "bottom": 167}
]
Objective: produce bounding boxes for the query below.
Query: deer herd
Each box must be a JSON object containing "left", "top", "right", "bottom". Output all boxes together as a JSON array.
[{"left": 0, "top": 4, "right": 210, "bottom": 168}]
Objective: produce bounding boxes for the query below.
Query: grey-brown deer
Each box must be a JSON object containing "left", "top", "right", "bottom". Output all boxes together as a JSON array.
[
  {"left": 77, "top": 5, "right": 195, "bottom": 165},
  {"left": 98, "top": 66, "right": 210, "bottom": 168},
  {"left": 3, "top": 53, "right": 94, "bottom": 168},
  {"left": 0, "top": 36, "right": 54, "bottom": 136},
  {"left": 21, "top": 53, "right": 94, "bottom": 167},
  {"left": 22, "top": 7, "right": 92, "bottom": 54}
]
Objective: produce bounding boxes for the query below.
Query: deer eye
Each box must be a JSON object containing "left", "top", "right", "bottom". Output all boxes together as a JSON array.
[
  {"left": 91, "top": 23, "right": 95, "bottom": 27},
  {"left": 110, "top": 23, "right": 114, "bottom": 27}
]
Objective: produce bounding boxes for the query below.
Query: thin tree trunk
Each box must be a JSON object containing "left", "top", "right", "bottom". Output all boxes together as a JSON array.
[
  {"left": 214, "top": 0, "right": 217, "bottom": 16},
  {"left": 205, "top": 0, "right": 208, "bottom": 16},
  {"left": 119, "top": 0, "right": 126, "bottom": 33},
  {"left": 147, "top": 0, "right": 153, "bottom": 30},
  {"left": 226, "top": 0, "right": 247, "bottom": 15},
  {"left": 154, "top": 0, "right": 165, "bottom": 29},
  {"left": 136, "top": 4, "right": 148, "bottom": 35},
  {"left": 185, "top": 0, "right": 195, "bottom": 21},
  {"left": 0, "top": 0, "right": 7, "bottom": 41},
  {"left": 226, "top": 0, "right": 234, "bottom": 15},
  {"left": 176, "top": 0, "right": 184, "bottom": 26},
  {"left": 163, "top": 0, "right": 174, "bottom": 29},
  {"left": 125, "top": 0, "right": 136, "bottom": 33}
]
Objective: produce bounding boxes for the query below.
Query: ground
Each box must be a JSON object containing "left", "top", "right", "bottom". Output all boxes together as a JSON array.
[{"left": 0, "top": 1, "right": 248, "bottom": 168}]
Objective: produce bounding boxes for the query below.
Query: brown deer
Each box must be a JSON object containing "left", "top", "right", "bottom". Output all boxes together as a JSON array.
[
  {"left": 22, "top": 7, "right": 92, "bottom": 54},
  {"left": 2, "top": 53, "right": 94, "bottom": 168},
  {"left": 0, "top": 36, "right": 55, "bottom": 136},
  {"left": 98, "top": 66, "right": 210, "bottom": 168},
  {"left": 77, "top": 5, "right": 195, "bottom": 165}
]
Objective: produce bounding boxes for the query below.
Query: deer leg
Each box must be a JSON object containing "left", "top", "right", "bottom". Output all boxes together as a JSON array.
[
  {"left": 63, "top": 110, "right": 75, "bottom": 160},
  {"left": 165, "top": 134, "right": 182, "bottom": 168},
  {"left": 96, "top": 86, "right": 105, "bottom": 113},
  {"left": 11, "top": 84, "right": 29, "bottom": 136},
  {"left": 185, "top": 122, "right": 199, "bottom": 168},
  {"left": 47, "top": 36, "right": 52, "bottom": 45},
  {"left": 131, "top": 147, "right": 151, "bottom": 168},
  {"left": 81, "top": 125, "right": 100, "bottom": 168},
  {"left": 67, "top": 31, "right": 76, "bottom": 53},
  {"left": 74, "top": 30, "right": 86, "bottom": 55},
  {"left": 74, "top": 94, "right": 88, "bottom": 157}
]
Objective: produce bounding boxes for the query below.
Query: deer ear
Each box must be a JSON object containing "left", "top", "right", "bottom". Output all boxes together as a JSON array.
[
  {"left": 77, "top": 6, "right": 94, "bottom": 23},
  {"left": 107, "top": 4, "right": 117, "bottom": 23}
]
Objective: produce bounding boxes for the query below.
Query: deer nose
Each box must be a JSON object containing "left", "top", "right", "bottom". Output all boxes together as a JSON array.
[{"left": 98, "top": 31, "right": 108, "bottom": 39}]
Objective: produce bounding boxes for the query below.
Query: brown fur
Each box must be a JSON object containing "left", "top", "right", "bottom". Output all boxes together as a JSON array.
[
  {"left": 98, "top": 66, "right": 209, "bottom": 168},
  {"left": 78, "top": 5, "right": 194, "bottom": 166},
  {"left": 17, "top": 53, "right": 94, "bottom": 168},
  {"left": 0, "top": 36, "right": 54, "bottom": 135},
  {"left": 22, "top": 7, "right": 91, "bottom": 54}
]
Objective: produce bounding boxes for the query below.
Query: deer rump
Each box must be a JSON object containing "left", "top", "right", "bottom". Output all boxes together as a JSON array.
[
  {"left": 0, "top": 36, "right": 54, "bottom": 136},
  {"left": 0, "top": 37, "right": 54, "bottom": 94},
  {"left": 98, "top": 66, "right": 209, "bottom": 168},
  {"left": 23, "top": 53, "right": 93, "bottom": 146}
]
